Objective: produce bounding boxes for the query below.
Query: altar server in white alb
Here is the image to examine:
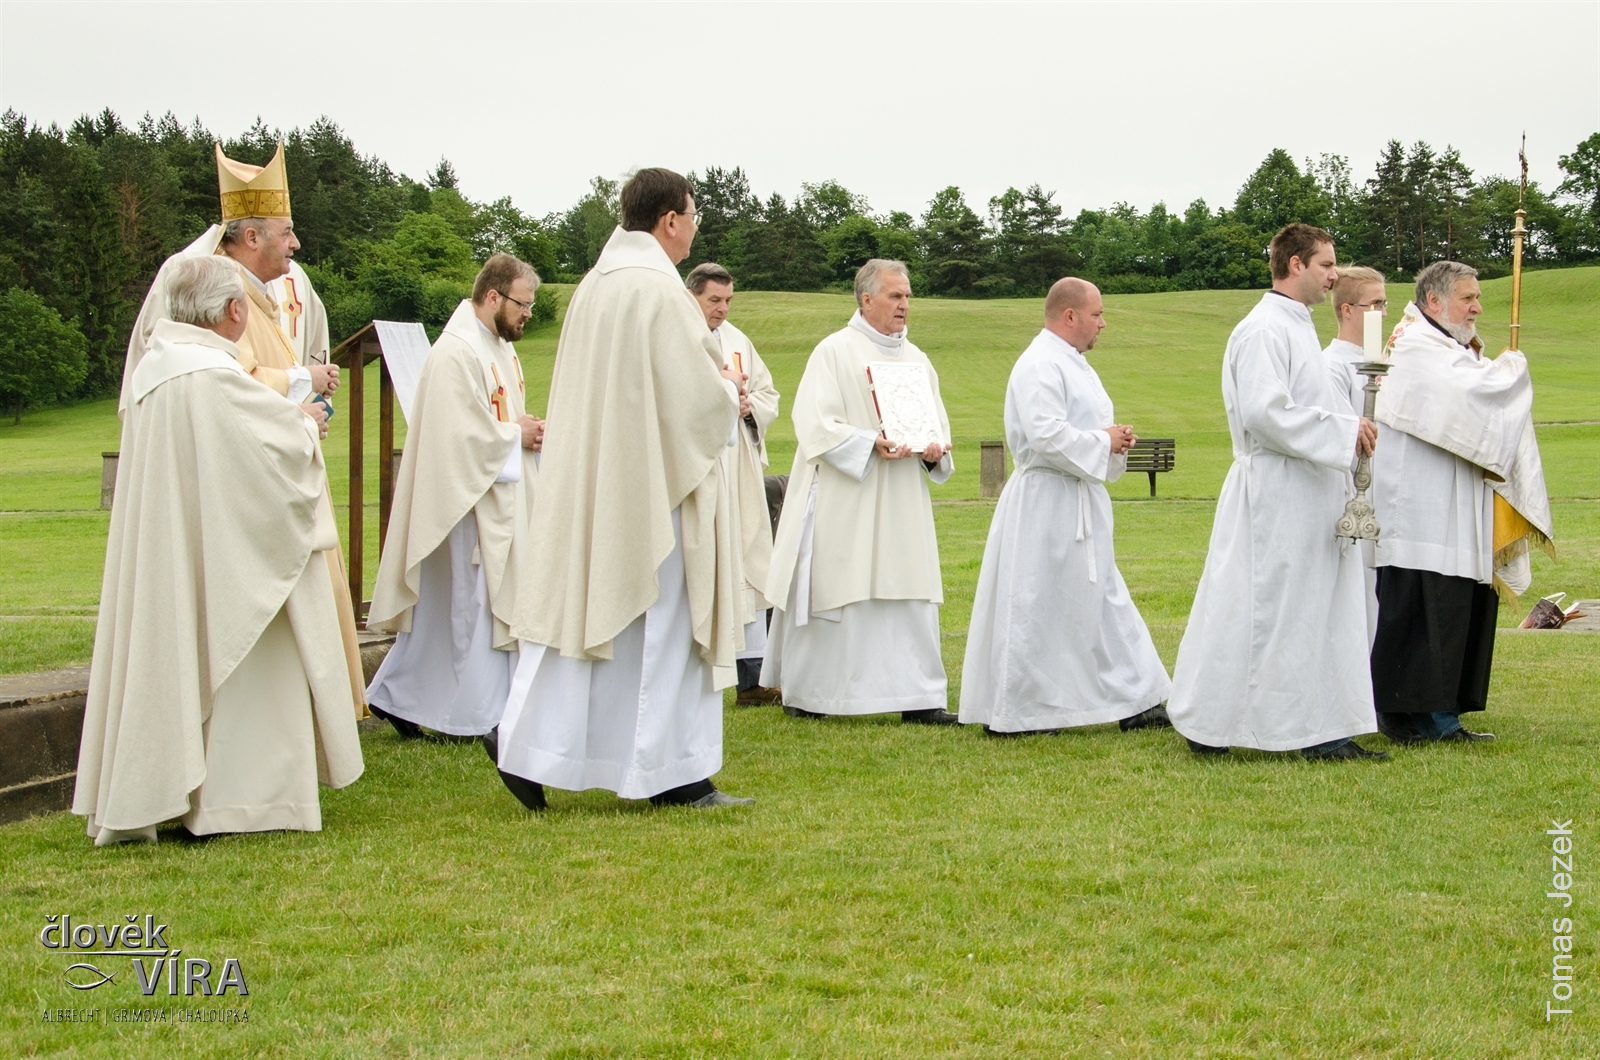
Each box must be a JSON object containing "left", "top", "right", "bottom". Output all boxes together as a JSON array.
[
  {"left": 1167, "top": 224, "right": 1386, "bottom": 760},
  {"left": 686, "top": 263, "right": 783, "bottom": 705},
  {"left": 493, "top": 169, "right": 753, "bottom": 810},
  {"left": 762, "top": 259, "right": 958, "bottom": 724},
  {"left": 1368, "top": 261, "right": 1552, "bottom": 743},
  {"left": 960, "top": 278, "right": 1172, "bottom": 735},
  {"left": 1324, "top": 265, "right": 1389, "bottom": 646},
  {"left": 74, "top": 257, "right": 363, "bottom": 844},
  {"left": 365, "top": 255, "right": 545, "bottom": 739}
]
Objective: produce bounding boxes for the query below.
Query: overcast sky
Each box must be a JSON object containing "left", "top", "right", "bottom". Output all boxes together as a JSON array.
[{"left": 3, "top": 1, "right": 1597, "bottom": 219}]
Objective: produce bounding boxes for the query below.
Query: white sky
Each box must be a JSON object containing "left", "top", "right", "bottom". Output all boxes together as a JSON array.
[{"left": 2, "top": 1, "right": 1597, "bottom": 220}]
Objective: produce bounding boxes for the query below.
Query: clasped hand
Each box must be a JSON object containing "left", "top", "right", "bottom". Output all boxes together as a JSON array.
[
  {"left": 309, "top": 363, "right": 339, "bottom": 395},
  {"left": 1106, "top": 425, "right": 1137, "bottom": 455},
  {"left": 520, "top": 415, "right": 545, "bottom": 452},
  {"left": 720, "top": 366, "right": 752, "bottom": 418}
]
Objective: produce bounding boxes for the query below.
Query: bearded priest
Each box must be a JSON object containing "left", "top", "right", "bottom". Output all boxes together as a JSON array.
[
  {"left": 74, "top": 257, "right": 363, "bottom": 844},
  {"left": 365, "top": 255, "right": 544, "bottom": 739},
  {"left": 959, "top": 278, "right": 1171, "bottom": 735},
  {"left": 761, "top": 259, "right": 958, "bottom": 725},
  {"left": 1368, "top": 261, "right": 1552, "bottom": 743},
  {"left": 117, "top": 140, "right": 366, "bottom": 721},
  {"left": 686, "top": 262, "right": 783, "bottom": 706},
  {"left": 1167, "top": 224, "right": 1386, "bottom": 761},
  {"left": 492, "top": 169, "right": 754, "bottom": 810}
]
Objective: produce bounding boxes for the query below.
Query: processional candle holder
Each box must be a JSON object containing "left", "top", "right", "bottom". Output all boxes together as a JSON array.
[
  {"left": 1337, "top": 307, "right": 1389, "bottom": 541},
  {"left": 1336, "top": 360, "right": 1389, "bottom": 540}
]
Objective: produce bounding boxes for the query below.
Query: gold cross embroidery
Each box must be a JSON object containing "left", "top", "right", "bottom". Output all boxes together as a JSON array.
[{"left": 281, "top": 276, "right": 304, "bottom": 339}]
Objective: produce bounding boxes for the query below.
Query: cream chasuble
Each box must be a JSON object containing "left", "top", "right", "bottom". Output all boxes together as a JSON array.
[
  {"left": 715, "top": 319, "right": 780, "bottom": 653},
  {"left": 119, "top": 226, "right": 367, "bottom": 716},
  {"left": 366, "top": 300, "right": 534, "bottom": 735},
  {"left": 497, "top": 228, "right": 741, "bottom": 798},
  {"left": 1372, "top": 303, "right": 1552, "bottom": 601},
  {"left": 760, "top": 314, "right": 953, "bottom": 715},
  {"left": 959, "top": 329, "right": 1171, "bottom": 732},
  {"left": 1167, "top": 293, "right": 1374, "bottom": 751},
  {"left": 74, "top": 321, "right": 363, "bottom": 844}
]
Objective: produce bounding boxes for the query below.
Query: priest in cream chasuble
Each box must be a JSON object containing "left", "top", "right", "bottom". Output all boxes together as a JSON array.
[
  {"left": 496, "top": 170, "right": 752, "bottom": 809},
  {"left": 74, "top": 258, "right": 362, "bottom": 845},
  {"left": 1367, "top": 262, "right": 1552, "bottom": 743},
  {"left": 960, "top": 279, "right": 1171, "bottom": 735},
  {"left": 761, "top": 259, "right": 958, "bottom": 724},
  {"left": 117, "top": 142, "right": 366, "bottom": 717},
  {"left": 1167, "top": 226, "right": 1383, "bottom": 759},
  {"left": 366, "top": 255, "right": 543, "bottom": 737},
  {"left": 686, "top": 263, "right": 782, "bottom": 702}
]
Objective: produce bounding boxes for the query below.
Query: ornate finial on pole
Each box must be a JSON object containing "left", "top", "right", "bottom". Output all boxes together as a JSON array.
[{"left": 1509, "top": 133, "right": 1528, "bottom": 352}]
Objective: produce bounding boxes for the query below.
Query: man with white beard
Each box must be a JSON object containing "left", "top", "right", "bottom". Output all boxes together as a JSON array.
[
  {"left": 1368, "top": 261, "right": 1552, "bottom": 743},
  {"left": 365, "top": 254, "right": 544, "bottom": 739},
  {"left": 492, "top": 168, "right": 753, "bottom": 810},
  {"left": 762, "top": 259, "right": 958, "bottom": 725},
  {"left": 1324, "top": 265, "right": 1388, "bottom": 646},
  {"left": 960, "top": 278, "right": 1172, "bottom": 735},
  {"left": 686, "top": 263, "right": 783, "bottom": 705},
  {"left": 1167, "top": 224, "right": 1386, "bottom": 760}
]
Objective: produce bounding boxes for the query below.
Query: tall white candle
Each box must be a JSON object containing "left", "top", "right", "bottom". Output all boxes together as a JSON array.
[{"left": 1363, "top": 310, "right": 1383, "bottom": 361}]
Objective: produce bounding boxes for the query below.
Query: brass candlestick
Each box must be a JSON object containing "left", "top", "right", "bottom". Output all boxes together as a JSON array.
[{"left": 1337, "top": 362, "right": 1389, "bottom": 540}]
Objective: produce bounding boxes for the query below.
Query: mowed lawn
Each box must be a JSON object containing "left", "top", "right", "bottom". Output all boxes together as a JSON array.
[{"left": 2, "top": 270, "right": 1598, "bottom": 1056}]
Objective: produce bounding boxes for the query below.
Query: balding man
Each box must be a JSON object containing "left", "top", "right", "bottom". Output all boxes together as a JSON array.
[
  {"left": 762, "top": 258, "right": 958, "bottom": 724},
  {"left": 959, "top": 278, "right": 1171, "bottom": 735}
]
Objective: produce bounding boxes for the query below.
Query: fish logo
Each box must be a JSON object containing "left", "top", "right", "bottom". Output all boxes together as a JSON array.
[{"left": 64, "top": 963, "right": 115, "bottom": 990}]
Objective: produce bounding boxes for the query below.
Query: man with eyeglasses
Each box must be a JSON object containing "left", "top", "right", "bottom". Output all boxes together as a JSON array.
[
  {"left": 366, "top": 253, "right": 545, "bottom": 742},
  {"left": 1326, "top": 265, "right": 1388, "bottom": 646},
  {"left": 492, "top": 168, "right": 755, "bottom": 811},
  {"left": 1365, "top": 261, "right": 1552, "bottom": 744}
]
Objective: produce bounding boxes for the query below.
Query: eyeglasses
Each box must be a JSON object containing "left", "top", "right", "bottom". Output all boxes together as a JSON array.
[
  {"left": 680, "top": 209, "right": 699, "bottom": 228},
  {"left": 499, "top": 291, "right": 534, "bottom": 315},
  {"left": 1353, "top": 300, "right": 1388, "bottom": 311}
]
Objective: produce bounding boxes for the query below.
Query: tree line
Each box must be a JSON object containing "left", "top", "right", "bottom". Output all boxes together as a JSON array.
[{"left": 1, "top": 105, "right": 1597, "bottom": 418}]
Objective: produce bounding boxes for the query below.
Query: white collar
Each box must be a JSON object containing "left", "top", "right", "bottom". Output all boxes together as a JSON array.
[
  {"left": 1036, "top": 328, "right": 1085, "bottom": 360},
  {"left": 848, "top": 310, "right": 906, "bottom": 353},
  {"left": 593, "top": 227, "right": 681, "bottom": 279}
]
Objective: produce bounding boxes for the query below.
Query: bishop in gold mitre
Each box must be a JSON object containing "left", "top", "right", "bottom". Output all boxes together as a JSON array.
[{"left": 118, "top": 141, "right": 367, "bottom": 718}]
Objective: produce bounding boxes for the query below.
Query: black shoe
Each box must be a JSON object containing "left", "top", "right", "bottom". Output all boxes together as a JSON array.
[
  {"left": 369, "top": 703, "right": 425, "bottom": 740},
  {"left": 783, "top": 705, "right": 826, "bottom": 720},
  {"left": 903, "top": 709, "right": 960, "bottom": 726},
  {"left": 1438, "top": 727, "right": 1495, "bottom": 742},
  {"left": 1376, "top": 714, "right": 1423, "bottom": 744},
  {"left": 481, "top": 728, "right": 547, "bottom": 811},
  {"left": 1302, "top": 740, "right": 1390, "bottom": 761},
  {"left": 983, "top": 725, "right": 1064, "bottom": 737},
  {"left": 1186, "top": 738, "right": 1228, "bottom": 756},
  {"left": 1119, "top": 704, "right": 1172, "bottom": 731},
  {"left": 690, "top": 789, "right": 755, "bottom": 808}
]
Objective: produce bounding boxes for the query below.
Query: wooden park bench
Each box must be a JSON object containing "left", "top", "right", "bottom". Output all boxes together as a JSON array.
[{"left": 1125, "top": 437, "right": 1176, "bottom": 496}]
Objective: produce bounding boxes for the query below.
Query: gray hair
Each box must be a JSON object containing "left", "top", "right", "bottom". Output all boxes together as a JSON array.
[
  {"left": 685, "top": 262, "right": 733, "bottom": 295},
  {"left": 1415, "top": 260, "right": 1477, "bottom": 311},
  {"left": 221, "top": 216, "right": 281, "bottom": 246},
  {"left": 167, "top": 257, "right": 247, "bottom": 328},
  {"left": 853, "top": 258, "right": 910, "bottom": 306}
]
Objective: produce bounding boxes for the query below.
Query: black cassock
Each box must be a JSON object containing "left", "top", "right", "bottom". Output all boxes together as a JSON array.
[{"left": 1370, "top": 565, "right": 1498, "bottom": 715}]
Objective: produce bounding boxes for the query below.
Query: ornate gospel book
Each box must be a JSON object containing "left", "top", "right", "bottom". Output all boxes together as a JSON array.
[{"left": 866, "top": 362, "right": 945, "bottom": 453}]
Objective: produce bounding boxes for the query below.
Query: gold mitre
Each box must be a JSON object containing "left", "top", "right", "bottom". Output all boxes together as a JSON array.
[{"left": 215, "top": 141, "right": 291, "bottom": 222}]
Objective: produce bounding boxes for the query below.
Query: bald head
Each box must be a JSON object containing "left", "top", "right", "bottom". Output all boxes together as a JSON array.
[
  {"left": 1045, "top": 277, "right": 1096, "bottom": 322},
  {"left": 1044, "top": 277, "right": 1106, "bottom": 353}
]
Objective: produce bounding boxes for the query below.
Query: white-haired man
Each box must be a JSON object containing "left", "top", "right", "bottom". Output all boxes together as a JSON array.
[
  {"left": 74, "top": 256, "right": 363, "bottom": 844},
  {"left": 686, "top": 262, "right": 783, "bottom": 705},
  {"left": 960, "top": 277, "right": 1172, "bottom": 735},
  {"left": 1368, "top": 261, "right": 1552, "bottom": 743},
  {"left": 762, "top": 258, "right": 957, "bottom": 724},
  {"left": 1167, "top": 224, "right": 1385, "bottom": 761},
  {"left": 366, "top": 254, "right": 545, "bottom": 740}
]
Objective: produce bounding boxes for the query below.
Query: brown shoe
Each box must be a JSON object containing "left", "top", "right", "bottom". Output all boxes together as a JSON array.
[{"left": 736, "top": 685, "right": 783, "bottom": 706}]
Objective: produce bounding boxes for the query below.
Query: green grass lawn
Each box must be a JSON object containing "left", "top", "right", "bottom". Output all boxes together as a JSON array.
[{"left": 1, "top": 271, "right": 1597, "bottom": 1055}]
